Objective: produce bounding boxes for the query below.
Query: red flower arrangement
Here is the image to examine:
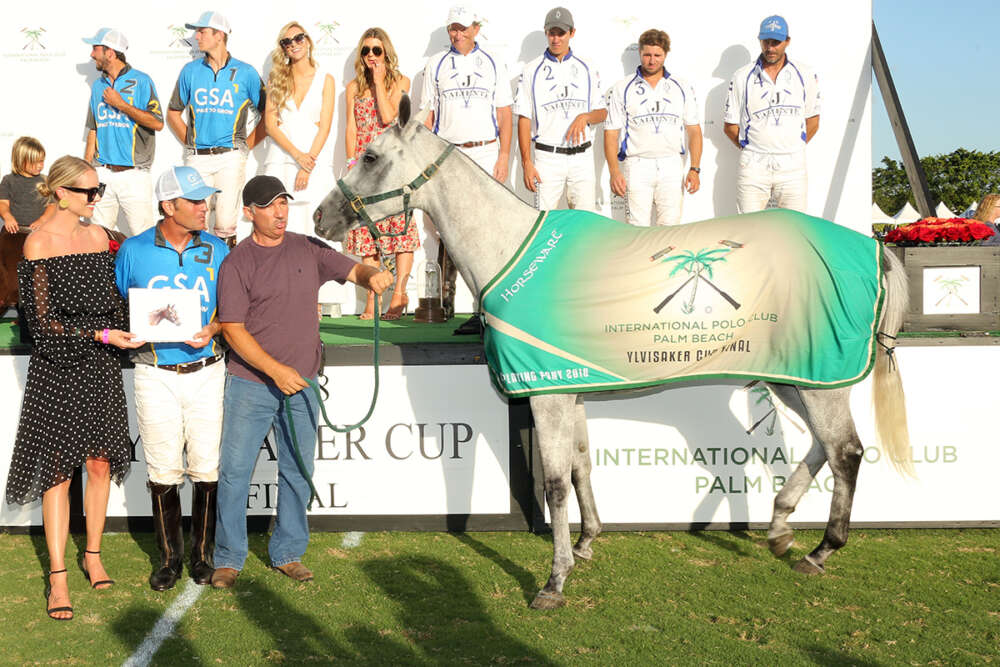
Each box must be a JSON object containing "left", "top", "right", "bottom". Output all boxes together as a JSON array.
[
  {"left": 884, "top": 217, "right": 995, "bottom": 246},
  {"left": 108, "top": 239, "right": 121, "bottom": 254}
]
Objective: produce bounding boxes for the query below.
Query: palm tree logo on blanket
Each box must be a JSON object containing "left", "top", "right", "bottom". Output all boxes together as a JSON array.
[{"left": 651, "top": 240, "right": 744, "bottom": 314}]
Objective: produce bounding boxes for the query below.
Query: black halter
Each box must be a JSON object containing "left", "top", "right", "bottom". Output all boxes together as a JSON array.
[{"left": 335, "top": 143, "right": 456, "bottom": 241}]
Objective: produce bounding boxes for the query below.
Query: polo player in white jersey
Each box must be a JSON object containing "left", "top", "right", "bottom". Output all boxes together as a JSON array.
[
  {"left": 515, "top": 7, "right": 605, "bottom": 211},
  {"left": 604, "top": 29, "right": 702, "bottom": 226},
  {"left": 422, "top": 6, "right": 512, "bottom": 180},
  {"left": 723, "top": 15, "right": 820, "bottom": 214},
  {"left": 421, "top": 5, "right": 513, "bottom": 330}
]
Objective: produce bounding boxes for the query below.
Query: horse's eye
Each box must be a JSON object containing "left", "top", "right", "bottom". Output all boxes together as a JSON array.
[{"left": 363, "top": 153, "right": 377, "bottom": 164}]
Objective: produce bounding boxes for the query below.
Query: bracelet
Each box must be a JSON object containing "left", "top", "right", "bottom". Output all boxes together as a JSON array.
[
  {"left": 101, "top": 328, "right": 110, "bottom": 344},
  {"left": 689, "top": 167, "right": 701, "bottom": 173}
]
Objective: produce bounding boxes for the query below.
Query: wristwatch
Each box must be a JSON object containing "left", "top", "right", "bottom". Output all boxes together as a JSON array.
[{"left": 689, "top": 167, "right": 701, "bottom": 173}]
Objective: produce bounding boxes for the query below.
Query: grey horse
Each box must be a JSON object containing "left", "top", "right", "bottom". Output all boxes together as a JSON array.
[{"left": 313, "top": 98, "right": 913, "bottom": 610}]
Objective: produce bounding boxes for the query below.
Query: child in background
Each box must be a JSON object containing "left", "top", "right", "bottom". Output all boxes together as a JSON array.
[{"left": 0, "top": 137, "right": 52, "bottom": 233}]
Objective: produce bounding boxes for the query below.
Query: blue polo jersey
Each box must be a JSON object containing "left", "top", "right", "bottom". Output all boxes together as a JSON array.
[
  {"left": 115, "top": 224, "right": 229, "bottom": 366},
  {"left": 168, "top": 55, "right": 264, "bottom": 150},
  {"left": 85, "top": 65, "right": 162, "bottom": 169}
]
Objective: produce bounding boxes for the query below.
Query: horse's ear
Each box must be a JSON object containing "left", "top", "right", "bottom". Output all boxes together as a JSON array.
[{"left": 398, "top": 95, "right": 411, "bottom": 127}]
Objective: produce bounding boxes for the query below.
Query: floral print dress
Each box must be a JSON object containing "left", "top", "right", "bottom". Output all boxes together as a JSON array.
[{"left": 344, "top": 95, "right": 421, "bottom": 257}]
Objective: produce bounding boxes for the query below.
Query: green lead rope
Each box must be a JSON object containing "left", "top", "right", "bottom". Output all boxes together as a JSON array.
[{"left": 283, "top": 293, "right": 382, "bottom": 509}]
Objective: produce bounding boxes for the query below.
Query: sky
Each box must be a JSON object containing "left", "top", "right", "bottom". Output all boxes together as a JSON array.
[{"left": 871, "top": 0, "right": 999, "bottom": 168}]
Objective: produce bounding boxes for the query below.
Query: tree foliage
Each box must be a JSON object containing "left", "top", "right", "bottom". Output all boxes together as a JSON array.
[{"left": 871, "top": 148, "right": 1000, "bottom": 216}]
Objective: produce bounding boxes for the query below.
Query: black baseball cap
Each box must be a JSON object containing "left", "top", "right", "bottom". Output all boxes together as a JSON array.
[{"left": 242, "top": 175, "right": 295, "bottom": 207}]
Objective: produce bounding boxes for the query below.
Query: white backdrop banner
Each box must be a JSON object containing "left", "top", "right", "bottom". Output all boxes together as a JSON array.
[
  {"left": 3, "top": 346, "right": 999, "bottom": 527},
  {"left": 2, "top": 1, "right": 874, "bottom": 315},
  {"left": 0, "top": 362, "right": 510, "bottom": 525},
  {"left": 546, "top": 346, "right": 1000, "bottom": 525}
]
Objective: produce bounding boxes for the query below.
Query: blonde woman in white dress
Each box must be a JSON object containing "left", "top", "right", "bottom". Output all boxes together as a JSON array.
[{"left": 262, "top": 21, "right": 335, "bottom": 236}]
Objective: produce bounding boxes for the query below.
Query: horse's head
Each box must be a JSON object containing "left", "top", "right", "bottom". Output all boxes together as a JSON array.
[{"left": 313, "top": 95, "right": 445, "bottom": 242}]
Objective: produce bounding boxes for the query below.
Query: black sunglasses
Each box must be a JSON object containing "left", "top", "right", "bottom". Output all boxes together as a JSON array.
[
  {"left": 360, "top": 45, "right": 383, "bottom": 57},
  {"left": 63, "top": 183, "right": 106, "bottom": 203},
  {"left": 279, "top": 33, "right": 307, "bottom": 49}
]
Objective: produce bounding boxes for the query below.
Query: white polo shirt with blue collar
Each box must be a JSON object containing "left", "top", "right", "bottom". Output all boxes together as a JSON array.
[
  {"left": 514, "top": 48, "right": 604, "bottom": 147},
  {"left": 421, "top": 43, "right": 512, "bottom": 145},
  {"left": 605, "top": 67, "right": 700, "bottom": 161},
  {"left": 724, "top": 56, "right": 820, "bottom": 154}
]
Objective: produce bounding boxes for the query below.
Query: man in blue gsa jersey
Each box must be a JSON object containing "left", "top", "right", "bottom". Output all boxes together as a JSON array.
[
  {"left": 167, "top": 11, "right": 265, "bottom": 246},
  {"left": 115, "top": 166, "right": 229, "bottom": 592},
  {"left": 83, "top": 28, "right": 163, "bottom": 236}
]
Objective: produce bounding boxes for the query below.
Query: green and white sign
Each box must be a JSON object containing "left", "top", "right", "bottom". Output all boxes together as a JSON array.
[{"left": 481, "top": 209, "right": 884, "bottom": 397}]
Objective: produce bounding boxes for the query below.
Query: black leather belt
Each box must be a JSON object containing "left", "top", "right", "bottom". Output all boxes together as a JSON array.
[
  {"left": 104, "top": 164, "right": 135, "bottom": 172},
  {"left": 192, "top": 146, "right": 235, "bottom": 155},
  {"left": 535, "top": 141, "right": 592, "bottom": 155},
  {"left": 457, "top": 138, "right": 497, "bottom": 148},
  {"left": 156, "top": 355, "right": 223, "bottom": 374}
]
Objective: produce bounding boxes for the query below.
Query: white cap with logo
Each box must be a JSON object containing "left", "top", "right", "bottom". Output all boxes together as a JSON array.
[
  {"left": 446, "top": 6, "right": 479, "bottom": 28},
  {"left": 184, "top": 11, "right": 232, "bottom": 34},
  {"left": 82, "top": 28, "right": 129, "bottom": 52},
  {"left": 155, "top": 166, "right": 221, "bottom": 202}
]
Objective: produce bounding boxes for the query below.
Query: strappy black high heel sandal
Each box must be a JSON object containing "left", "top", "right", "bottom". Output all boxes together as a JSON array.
[
  {"left": 45, "top": 569, "right": 73, "bottom": 621},
  {"left": 82, "top": 549, "right": 114, "bottom": 590}
]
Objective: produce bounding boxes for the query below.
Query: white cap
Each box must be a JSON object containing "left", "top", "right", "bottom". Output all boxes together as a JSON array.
[
  {"left": 446, "top": 6, "right": 478, "bottom": 28},
  {"left": 184, "top": 11, "right": 232, "bottom": 34},
  {"left": 155, "top": 166, "right": 220, "bottom": 202},
  {"left": 82, "top": 28, "right": 129, "bottom": 52}
]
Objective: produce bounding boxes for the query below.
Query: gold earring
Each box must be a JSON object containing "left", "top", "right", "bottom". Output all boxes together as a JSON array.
[{"left": 58, "top": 199, "right": 70, "bottom": 210}]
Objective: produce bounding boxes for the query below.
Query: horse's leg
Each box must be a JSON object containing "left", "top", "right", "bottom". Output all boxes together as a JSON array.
[
  {"left": 570, "top": 396, "right": 601, "bottom": 561},
  {"left": 788, "top": 387, "right": 863, "bottom": 574},
  {"left": 528, "top": 393, "right": 577, "bottom": 610},
  {"left": 764, "top": 384, "right": 828, "bottom": 557}
]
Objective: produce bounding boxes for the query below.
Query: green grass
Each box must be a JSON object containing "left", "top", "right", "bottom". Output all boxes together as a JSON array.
[{"left": 2, "top": 529, "right": 998, "bottom": 665}]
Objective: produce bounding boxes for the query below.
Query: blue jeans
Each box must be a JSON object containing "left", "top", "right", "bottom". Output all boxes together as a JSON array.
[{"left": 214, "top": 374, "right": 318, "bottom": 571}]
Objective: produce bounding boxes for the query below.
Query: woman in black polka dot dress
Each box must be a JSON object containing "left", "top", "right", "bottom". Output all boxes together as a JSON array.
[{"left": 5, "top": 157, "right": 143, "bottom": 621}]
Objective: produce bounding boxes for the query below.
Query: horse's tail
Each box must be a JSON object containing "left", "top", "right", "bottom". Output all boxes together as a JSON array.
[{"left": 873, "top": 247, "right": 914, "bottom": 476}]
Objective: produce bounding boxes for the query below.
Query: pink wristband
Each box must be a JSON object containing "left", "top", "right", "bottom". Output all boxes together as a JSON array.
[{"left": 101, "top": 328, "right": 110, "bottom": 344}]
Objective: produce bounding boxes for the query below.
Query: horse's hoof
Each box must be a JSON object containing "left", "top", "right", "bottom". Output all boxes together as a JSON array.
[
  {"left": 529, "top": 590, "right": 566, "bottom": 610},
  {"left": 793, "top": 556, "right": 825, "bottom": 575},
  {"left": 572, "top": 544, "right": 593, "bottom": 561},
  {"left": 767, "top": 532, "right": 794, "bottom": 558}
]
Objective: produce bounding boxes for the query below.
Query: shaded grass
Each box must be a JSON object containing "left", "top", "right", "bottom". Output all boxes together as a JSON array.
[{"left": 1, "top": 529, "right": 997, "bottom": 664}]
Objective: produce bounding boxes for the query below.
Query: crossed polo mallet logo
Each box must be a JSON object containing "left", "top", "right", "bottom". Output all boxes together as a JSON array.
[
  {"left": 22, "top": 28, "right": 46, "bottom": 51},
  {"left": 650, "top": 240, "right": 744, "bottom": 315},
  {"left": 314, "top": 22, "right": 340, "bottom": 45}
]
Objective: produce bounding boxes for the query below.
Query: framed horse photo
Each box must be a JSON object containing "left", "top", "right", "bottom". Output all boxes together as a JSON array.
[{"left": 128, "top": 288, "right": 203, "bottom": 342}]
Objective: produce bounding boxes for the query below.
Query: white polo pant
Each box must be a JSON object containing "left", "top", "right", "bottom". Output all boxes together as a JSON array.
[
  {"left": 92, "top": 166, "right": 154, "bottom": 237},
  {"left": 623, "top": 154, "right": 685, "bottom": 226},
  {"left": 533, "top": 147, "right": 596, "bottom": 212},
  {"left": 459, "top": 142, "right": 500, "bottom": 175},
  {"left": 736, "top": 149, "right": 808, "bottom": 214},
  {"left": 133, "top": 361, "right": 225, "bottom": 485},
  {"left": 183, "top": 150, "right": 246, "bottom": 239}
]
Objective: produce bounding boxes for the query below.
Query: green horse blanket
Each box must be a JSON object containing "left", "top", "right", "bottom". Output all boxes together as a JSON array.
[{"left": 480, "top": 209, "right": 884, "bottom": 397}]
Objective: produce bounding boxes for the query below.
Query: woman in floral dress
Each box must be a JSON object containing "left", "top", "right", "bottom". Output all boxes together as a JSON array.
[{"left": 344, "top": 27, "right": 416, "bottom": 320}]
